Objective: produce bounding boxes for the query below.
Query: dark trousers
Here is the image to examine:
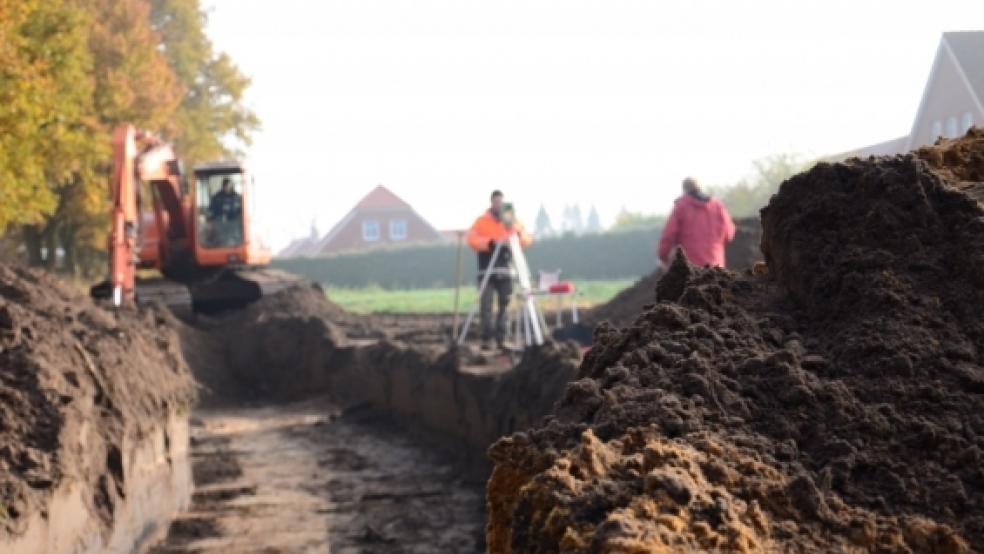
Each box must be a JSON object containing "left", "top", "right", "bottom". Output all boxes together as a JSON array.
[{"left": 480, "top": 275, "right": 513, "bottom": 344}]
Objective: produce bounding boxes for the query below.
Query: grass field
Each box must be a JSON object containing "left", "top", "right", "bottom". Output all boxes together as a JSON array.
[{"left": 324, "top": 278, "right": 635, "bottom": 314}]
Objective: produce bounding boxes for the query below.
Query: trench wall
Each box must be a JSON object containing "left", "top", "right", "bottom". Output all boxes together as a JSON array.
[
  {"left": 213, "top": 313, "right": 582, "bottom": 464},
  {"left": 1, "top": 414, "right": 192, "bottom": 554}
]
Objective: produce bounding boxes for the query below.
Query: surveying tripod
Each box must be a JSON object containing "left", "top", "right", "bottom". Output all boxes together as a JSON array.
[{"left": 456, "top": 232, "right": 545, "bottom": 348}]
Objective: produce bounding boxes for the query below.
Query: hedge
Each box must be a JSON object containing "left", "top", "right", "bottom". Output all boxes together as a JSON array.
[{"left": 272, "top": 227, "right": 662, "bottom": 289}]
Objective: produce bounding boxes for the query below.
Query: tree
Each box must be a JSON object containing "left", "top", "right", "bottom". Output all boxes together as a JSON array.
[
  {"left": 150, "top": 0, "right": 260, "bottom": 166},
  {"left": 586, "top": 205, "right": 602, "bottom": 233},
  {"left": 0, "top": 0, "right": 97, "bottom": 234},
  {"left": 611, "top": 208, "right": 666, "bottom": 231},
  {"left": 17, "top": 0, "right": 185, "bottom": 275},
  {"left": 534, "top": 204, "right": 555, "bottom": 238},
  {"left": 562, "top": 204, "right": 584, "bottom": 235},
  {"left": 711, "top": 153, "right": 814, "bottom": 218}
]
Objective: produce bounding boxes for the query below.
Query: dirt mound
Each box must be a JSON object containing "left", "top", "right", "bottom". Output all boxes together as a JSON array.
[
  {"left": 0, "top": 265, "right": 196, "bottom": 541},
  {"left": 726, "top": 216, "right": 764, "bottom": 271},
  {"left": 585, "top": 217, "right": 763, "bottom": 329},
  {"left": 486, "top": 133, "right": 984, "bottom": 552},
  {"left": 585, "top": 270, "right": 664, "bottom": 329}
]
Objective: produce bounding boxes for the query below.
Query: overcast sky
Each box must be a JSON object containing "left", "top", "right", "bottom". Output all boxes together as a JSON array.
[{"left": 203, "top": 0, "right": 983, "bottom": 250}]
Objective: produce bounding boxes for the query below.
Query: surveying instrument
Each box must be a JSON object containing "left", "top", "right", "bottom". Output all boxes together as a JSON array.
[{"left": 456, "top": 204, "right": 546, "bottom": 349}]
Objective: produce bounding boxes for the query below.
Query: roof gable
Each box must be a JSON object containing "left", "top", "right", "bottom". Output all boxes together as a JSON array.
[
  {"left": 355, "top": 185, "right": 412, "bottom": 211},
  {"left": 944, "top": 31, "right": 984, "bottom": 107},
  {"left": 906, "top": 31, "right": 984, "bottom": 151}
]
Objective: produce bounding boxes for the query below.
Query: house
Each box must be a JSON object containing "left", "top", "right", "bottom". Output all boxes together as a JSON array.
[
  {"left": 831, "top": 31, "right": 983, "bottom": 160},
  {"left": 311, "top": 185, "right": 445, "bottom": 256}
]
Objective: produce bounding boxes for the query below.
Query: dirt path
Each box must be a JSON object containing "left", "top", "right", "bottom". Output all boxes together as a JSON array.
[{"left": 148, "top": 399, "right": 485, "bottom": 553}]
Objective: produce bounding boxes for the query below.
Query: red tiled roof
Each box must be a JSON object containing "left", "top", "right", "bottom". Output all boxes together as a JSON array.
[{"left": 355, "top": 185, "right": 412, "bottom": 210}]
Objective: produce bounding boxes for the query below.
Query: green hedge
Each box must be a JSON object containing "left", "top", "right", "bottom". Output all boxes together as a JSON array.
[{"left": 272, "top": 227, "right": 661, "bottom": 289}]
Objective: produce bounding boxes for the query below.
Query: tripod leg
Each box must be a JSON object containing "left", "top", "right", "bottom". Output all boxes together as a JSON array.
[{"left": 456, "top": 240, "right": 506, "bottom": 346}]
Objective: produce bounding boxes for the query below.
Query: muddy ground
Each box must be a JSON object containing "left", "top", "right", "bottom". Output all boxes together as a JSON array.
[{"left": 150, "top": 399, "right": 485, "bottom": 553}]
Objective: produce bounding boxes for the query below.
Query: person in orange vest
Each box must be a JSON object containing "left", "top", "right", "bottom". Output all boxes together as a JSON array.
[{"left": 467, "top": 190, "right": 533, "bottom": 350}]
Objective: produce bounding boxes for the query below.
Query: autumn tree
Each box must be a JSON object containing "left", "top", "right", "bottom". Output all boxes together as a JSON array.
[
  {"left": 16, "top": 0, "right": 185, "bottom": 274},
  {"left": 0, "top": 0, "right": 101, "bottom": 267},
  {"left": 2, "top": 0, "right": 256, "bottom": 276},
  {"left": 150, "top": 0, "right": 259, "bottom": 166}
]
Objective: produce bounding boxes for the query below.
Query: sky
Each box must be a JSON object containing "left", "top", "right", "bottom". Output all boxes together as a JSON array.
[{"left": 202, "top": 0, "right": 984, "bottom": 251}]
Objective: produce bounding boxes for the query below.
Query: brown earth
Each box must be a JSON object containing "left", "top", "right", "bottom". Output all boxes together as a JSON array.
[
  {"left": 486, "top": 130, "right": 984, "bottom": 552},
  {"left": 585, "top": 216, "right": 764, "bottom": 330},
  {"left": 151, "top": 281, "right": 580, "bottom": 551},
  {"left": 0, "top": 265, "right": 196, "bottom": 543}
]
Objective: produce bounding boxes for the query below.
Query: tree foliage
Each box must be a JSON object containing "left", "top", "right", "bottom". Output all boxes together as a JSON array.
[
  {"left": 711, "top": 153, "right": 814, "bottom": 218},
  {"left": 0, "top": 0, "right": 257, "bottom": 276},
  {"left": 0, "top": 0, "right": 98, "bottom": 231},
  {"left": 150, "top": 0, "right": 259, "bottom": 166},
  {"left": 612, "top": 210, "right": 667, "bottom": 231}
]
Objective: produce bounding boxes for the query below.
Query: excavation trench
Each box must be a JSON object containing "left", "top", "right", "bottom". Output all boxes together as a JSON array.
[{"left": 149, "top": 285, "right": 583, "bottom": 552}]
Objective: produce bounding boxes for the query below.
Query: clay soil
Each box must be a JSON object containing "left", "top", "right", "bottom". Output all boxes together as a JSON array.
[
  {"left": 0, "top": 265, "right": 196, "bottom": 542},
  {"left": 487, "top": 129, "right": 984, "bottom": 552}
]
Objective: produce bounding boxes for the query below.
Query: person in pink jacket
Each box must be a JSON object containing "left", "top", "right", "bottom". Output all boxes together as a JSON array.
[{"left": 658, "top": 177, "right": 736, "bottom": 268}]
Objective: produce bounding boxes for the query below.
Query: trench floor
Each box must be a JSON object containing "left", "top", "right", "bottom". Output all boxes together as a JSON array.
[{"left": 147, "top": 399, "right": 485, "bottom": 553}]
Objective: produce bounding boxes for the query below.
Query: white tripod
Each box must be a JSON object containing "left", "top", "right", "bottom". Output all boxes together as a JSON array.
[{"left": 456, "top": 233, "right": 544, "bottom": 348}]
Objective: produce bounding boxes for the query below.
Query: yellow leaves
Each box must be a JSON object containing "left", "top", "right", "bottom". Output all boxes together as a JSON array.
[
  {"left": 0, "top": 0, "right": 96, "bottom": 230},
  {"left": 0, "top": 0, "right": 256, "bottom": 264}
]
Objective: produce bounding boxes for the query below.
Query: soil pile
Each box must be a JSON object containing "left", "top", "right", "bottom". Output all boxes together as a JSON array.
[
  {"left": 726, "top": 216, "right": 764, "bottom": 271},
  {"left": 487, "top": 131, "right": 984, "bottom": 552},
  {"left": 586, "top": 216, "right": 764, "bottom": 329},
  {"left": 0, "top": 265, "right": 196, "bottom": 541}
]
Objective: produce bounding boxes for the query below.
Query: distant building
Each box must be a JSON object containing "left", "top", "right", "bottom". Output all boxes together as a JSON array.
[
  {"left": 311, "top": 185, "right": 445, "bottom": 256},
  {"left": 831, "top": 31, "right": 983, "bottom": 160},
  {"left": 277, "top": 219, "right": 320, "bottom": 258}
]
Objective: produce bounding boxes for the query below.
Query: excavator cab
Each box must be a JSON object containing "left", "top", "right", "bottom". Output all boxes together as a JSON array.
[{"left": 191, "top": 162, "right": 269, "bottom": 268}]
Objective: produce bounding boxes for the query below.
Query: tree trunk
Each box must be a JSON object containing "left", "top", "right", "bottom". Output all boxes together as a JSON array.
[
  {"left": 42, "top": 222, "right": 58, "bottom": 270},
  {"left": 22, "top": 225, "right": 44, "bottom": 266},
  {"left": 60, "top": 225, "right": 77, "bottom": 277}
]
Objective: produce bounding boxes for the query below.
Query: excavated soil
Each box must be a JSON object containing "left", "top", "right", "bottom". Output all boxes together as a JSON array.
[
  {"left": 0, "top": 265, "right": 196, "bottom": 543},
  {"left": 487, "top": 130, "right": 984, "bottom": 552},
  {"left": 583, "top": 216, "right": 764, "bottom": 330}
]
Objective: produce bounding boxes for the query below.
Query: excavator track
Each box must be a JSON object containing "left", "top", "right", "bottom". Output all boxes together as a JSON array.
[
  {"left": 185, "top": 266, "right": 305, "bottom": 314},
  {"left": 94, "top": 267, "right": 305, "bottom": 318}
]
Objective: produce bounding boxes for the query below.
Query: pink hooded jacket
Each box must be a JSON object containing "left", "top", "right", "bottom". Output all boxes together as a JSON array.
[{"left": 658, "top": 194, "right": 736, "bottom": 268}]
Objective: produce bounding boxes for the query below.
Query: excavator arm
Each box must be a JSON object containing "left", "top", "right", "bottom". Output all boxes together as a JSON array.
[{"left": 105, "top": 125, "right": 186, "bottom": 305}]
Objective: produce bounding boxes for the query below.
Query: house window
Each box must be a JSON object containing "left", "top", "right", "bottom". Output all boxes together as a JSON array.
[
  {"left": 946, "top": 116, "right": 959, "bottom": 138},
  {"left": 389, "top": 219, "right": 407, "bottom": 241},
  {"left": 362, "top": 220, "right": 380, "bottom": 241},
  {"left": 931, "top": 120, "right": 943, "bottom": 140},
  {"left": 962, "top": 112, "right": 975, "bottom": 134}
]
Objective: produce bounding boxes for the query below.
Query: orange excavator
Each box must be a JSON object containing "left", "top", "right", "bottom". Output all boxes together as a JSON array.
[{"left": 91, "top": 124, "right": 301, "bottom": 315}]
